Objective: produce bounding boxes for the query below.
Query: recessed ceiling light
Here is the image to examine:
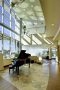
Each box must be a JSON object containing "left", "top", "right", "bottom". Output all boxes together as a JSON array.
[
  {"left": 20, "top": 2, "right": 28, "bottom": 8},
  {"left": 31, "top": 5, "right": 34, "bottom": 7},
  {"left": 34, "top": 6, "right": 42, "bottom": 11},
  {"left": 30, "top": 0, "right": 35, "bottom": 2},
  {"left": 37, "top": 12, "right": 43, "bottom": 16},
  {"left": 39, "top": 17, "right": 44, "bottom": 21},
  {"left": 51, "top": 24, "right": 54, "bottom": 26},
  {"left": 43, "top": 34, "right": 46, "bottom": 38},
  {"left": 27, "top": 10, "right": 33, "bottom": 15},
  {"left": 30, "top": 16, "right": 36, "bottom": 20}
]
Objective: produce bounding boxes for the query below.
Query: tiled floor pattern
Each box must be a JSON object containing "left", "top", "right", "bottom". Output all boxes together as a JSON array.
[{"left": 0, "top": 64, "right": 49, "bottom": 90}]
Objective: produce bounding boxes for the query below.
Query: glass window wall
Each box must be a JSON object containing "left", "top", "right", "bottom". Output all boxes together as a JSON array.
[
  {"left": 0, "top": 5, "right": 2, "bottom": 23},
  {"left": 0, "top": 1, "right": 20, "bottom": 59},
  {"left": 4, "top": 28, "right": 10, "bottom": 36},
  {"left": 15, "top": 26, "right": 20, "bottom": 34},
  {"left": 0, "top": 25, "right": 3, "bottom": 33},
  {"left": 11, "top": 32, "right": 15, "bottom": 39},
  {"left": 0, "top": 35, "right": 2, "bottom": 52},
  {"left": 11, "top": 39, "right": 15, "bottom": 58},
  {"left": 3, "top": 9, "right": 10, "bottom": 27}
]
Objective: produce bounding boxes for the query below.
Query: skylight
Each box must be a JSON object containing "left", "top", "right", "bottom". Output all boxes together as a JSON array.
[
  {"left": 32, "top": 35, "right": 42, "bottom": 45},
  {"left": 44, "top": 39, "right": 51, "bottom": 44},
  {"left": 23, "top": 35, "right": 30, "bottom": 43},
  {"left": 21, "top": 38, "right": 29, "bottom": 45}
]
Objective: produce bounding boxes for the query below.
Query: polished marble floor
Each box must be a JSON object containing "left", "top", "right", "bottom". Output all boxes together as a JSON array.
[{"left": 0, "top": 63, "right": 49, "bottom": 90}]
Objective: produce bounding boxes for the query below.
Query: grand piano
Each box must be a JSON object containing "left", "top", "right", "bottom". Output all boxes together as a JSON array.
[{"left": 9, "top": 50, "right": 31, "bottom": 74}]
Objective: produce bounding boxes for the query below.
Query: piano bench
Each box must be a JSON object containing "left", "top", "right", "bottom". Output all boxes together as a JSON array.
[{"left": 9, "top": 64, "right": 15, "bottom": 73}]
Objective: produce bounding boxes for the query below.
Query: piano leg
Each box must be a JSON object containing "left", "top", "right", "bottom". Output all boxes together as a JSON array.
[
  {"left": 29, "top": 62, "right": 30, "bottom": 68},
  {"left": 16, "top": 66, "right": 19, "bottom": 75},
  {"left": 29, "top": 58, "right": 31, "bottom": 68}
]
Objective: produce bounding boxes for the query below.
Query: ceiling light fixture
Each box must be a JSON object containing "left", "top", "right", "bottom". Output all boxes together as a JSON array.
[
  {"left": 40, "top": 17, "right": 44, "bottom": 21},
  {"left": 30, "top": 0, "right": 35, "bottom": 2}
]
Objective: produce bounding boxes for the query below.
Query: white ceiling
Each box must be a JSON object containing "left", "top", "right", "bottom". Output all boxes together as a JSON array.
[{"left": 12, "top": 0, "right": 45, "bottom": 34}]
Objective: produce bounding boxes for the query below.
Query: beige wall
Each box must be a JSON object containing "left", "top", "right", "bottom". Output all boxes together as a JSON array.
[
  {"left": 57, "top": 45, "right": 60, "bottom": 63},
  {"left": 0, "top": 53, "right": 12, "bottom": 69},
  {"left": 3, "top": 59, "right": 12, "bottom": 66}
]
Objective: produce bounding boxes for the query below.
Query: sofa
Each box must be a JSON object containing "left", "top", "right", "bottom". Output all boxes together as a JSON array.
[{"left": 30, "top": 56, "right": 42, "bottom": 64}]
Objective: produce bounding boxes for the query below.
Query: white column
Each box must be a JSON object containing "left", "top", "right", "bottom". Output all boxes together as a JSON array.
[
  {"left": 48, "top": 47, "right": 52, "bottom": 60},
  {"left": 20, "top": 18, "right": 22, "bottom": 52}
]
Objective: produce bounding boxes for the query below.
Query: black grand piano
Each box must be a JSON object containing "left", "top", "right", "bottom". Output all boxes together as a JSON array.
[{"left": 9, "top": 50, "right": 31, "bottom": 74}]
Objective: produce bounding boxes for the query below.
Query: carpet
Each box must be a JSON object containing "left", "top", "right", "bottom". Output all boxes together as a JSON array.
[{"left": 0, "top": 64, "right": 49, "bottom": 90}]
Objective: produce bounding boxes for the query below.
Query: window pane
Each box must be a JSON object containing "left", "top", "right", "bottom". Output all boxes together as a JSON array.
[
  {"left": 3, "top": 39, "right": 10, "bottom": 50},
  {"left": 0, "top": 6, "right": 2, "bottom": 22},
  {"left": 0, "top": 14, "right": 2, "bottom": 22},
  {"left": 0, "top": 35, "right": 2, "bottom": 51},
  {"left": 3, "top": 17, "right": 10, "bottom": 27},
  {"left": 11, "top": 32, "right": 15, "bottom": 39},
  {"left": 4, "top": 9, "right": 10, "bottom": 18},
  {"left": 4, "top": 28, "right": 10, "bottom": 36},
  {"left": 11, "top": 8, "right": 15, "bottom": 17},
  {"left": 0, "top": 26, "right": 3, "bottom": 33},
  {"left": 15, "top": 26, "right": 20, "bottom": 34},
  {"left": 0, "top": 5, "right": 2, "bottom": 13},
  {"left": 4, "top": 0, "right": 10, "bottom": 7},
  {"left": 16, "top": 40, "right": 19, "bottom": 53},
  {"left": 15, "top": 34, "right": 20, "bottom": 41},
  {"left": 3, "top": 9, "right": 10, "bottom": 27},
  {"left": 4, "top": 3, "right": 10, "bottom": 13},
  {"left": 0, "top": 1, "right": 2, "bottom": 6},
  {"left": 15, "top": 20, "right": 20, "bottom": 28},
  {"left": 11, "top": 39, "right": 15, "bottom": 53},
  {"left": 3, "top": 37, "right": 10, "bottom": 59},
  {"left": 11, "top": 16, "right": 15, "bottom": 30}
]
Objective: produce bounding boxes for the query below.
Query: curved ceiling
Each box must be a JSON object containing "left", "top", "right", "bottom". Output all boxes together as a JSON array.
[{"left": 40, "top": 0, "right": 60, "bottom": 41}]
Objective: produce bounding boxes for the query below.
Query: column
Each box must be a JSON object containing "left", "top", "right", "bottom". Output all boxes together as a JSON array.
[
  {"left": 57, "top": 45, "right": 60, "bottom": 63},
  {"left": 48, "top": 47, "right": 52, "bottom": 60},
  {"left": 20, "top": 18, "right": 22, "bottom": 52}
]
